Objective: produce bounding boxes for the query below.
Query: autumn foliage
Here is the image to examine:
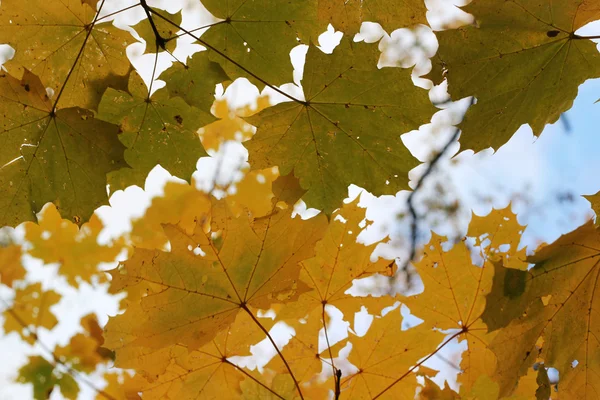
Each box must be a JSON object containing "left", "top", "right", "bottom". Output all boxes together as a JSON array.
[{"left": 0, "top": 0, "right": 600, "bottom": 399}]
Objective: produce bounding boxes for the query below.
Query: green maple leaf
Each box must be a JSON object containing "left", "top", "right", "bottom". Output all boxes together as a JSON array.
[
  {"left": 432, "top": 0, "right": 600, "bottom": 150},
  {"left": 245, "top": 38, "right": 435, "bottom": 213},
  {"left": 133, "top": 7, "right": 182, "bottom": 54},
  {"left": 18, "top": 356, "right": 79, "bottom": 400},
  {"left": 318, "top": 0, "right": 428, "bottom": 35},
  {"left": 200, "top": 0, "right": 323, "bottom": 86},
  {"left": 0, "top": 70, "right": 127, "bottom": 226},
  {"left": 160, "top": 51, "right": 229, "bottom": 112},
  {"left": 97, "top": 71, "right": 214, "bottom": 190}
]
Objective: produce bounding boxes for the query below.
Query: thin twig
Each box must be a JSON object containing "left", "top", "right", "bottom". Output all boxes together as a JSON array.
[
  {"left": 139, "top": 0, "right": 167, "bottom": 50},
  {"left": 0, "top": 296, "right": 116, "bottom": 400},
  {"left": 148, "top": 8, "right": 304, "bottom": 104},
  {"left": 396, "top": 97, "right": 475, "bottom": 288},
  {"left": 573, "top": 34, "right": 600, "bottom": 40}
]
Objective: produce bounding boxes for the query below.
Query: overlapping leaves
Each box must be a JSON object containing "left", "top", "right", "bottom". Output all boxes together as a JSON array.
[{"left": 431, "top": 0, "right": 600, "bottom": 150}]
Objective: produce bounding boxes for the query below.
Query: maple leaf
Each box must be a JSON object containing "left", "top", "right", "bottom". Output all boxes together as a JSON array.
[
  {"left": 419, "top": 377, "right": 460, "bottom": 400},
  {"left": 198, "top": 95, "right": 271, "bottom": 152},
  {"left": 0, "top": 243, "right": 26, "bottom": 287},
  {"left": 584, "top": 190, "right": 600, "bottom": 226},
  {"left": 134, "top": 7, "right": 182, "bottom": 54},
  {"left": 0, "top": 70, "right": 127, "bottom": 226},
  {"left": 104, "top": 201, "right": 327, "bottom": 351},
  {"left": 404, "top": 206, "right": 527, "bottom": 393},
  {"left": 341, "top": 307, "right": 443, "bottom": 399},
  {"left": 245, "top": 38, "right": 436, "bottom": 213},
  {"left": 433, "top": 0, "right": 600, "bottom": 150},
  {"left": 295, "top": 196, "right": 395, "bottom": 314},
  {"left": 224, "top": 167, "right": 280, "bottom": 218},
  {"left": 0, "top": 0, "right": 133, "bottom": 110},
  {"left": 129, "top": 180, "right": 212, "bottom": 250},
  {"left": 482, "top": 221, "right": 600, "bottom": 398},
  {"left": 97, "top": 71, "right": 213, "bottom": 191},
  {"left": 160, "top": 51, "right": 229, "bottom": 114},
  {"left": 259, "top": 198, "right": 400, "bottom": 394},
  {"left": 18, "top": 356, "right": 79, "bottom": 400},
  {"left": 55, "top": 314, "right": 112, "bottom": 373},
  {"left": 23, "top": 203, "right": 122, "bottom": 285},
  {"left": 100, "top": 373, "right": 141, "bottom": 400},
  {"left": 3, "top": 282, "right": 61, "bottom": 343},
  {"left": 199, "top": 0, "right": 323, "bottom": 87},
  {"left": 318, "top": 0, "right": 428, "bottom": 35},
  {"left": 419, "top": 368, "right": 552, "bottom": 400},
  {"left": 110, "top": 311, "right": 269, "bottom": 399}
]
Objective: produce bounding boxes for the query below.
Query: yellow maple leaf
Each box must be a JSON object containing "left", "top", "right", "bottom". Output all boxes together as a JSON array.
[
  {"left": 0, "top": 0, "right": 133, "bottom": 110},
  {"left": 0, "top": 244, "right": 26, "bottom": 287},
  {"left": 3, "top": 282, "right": 61, "bottom": 343},
  {"left": 23, "top": 204, "right": 123, "bottom": 285},
  {"left": 342, "top": 307, "right": 443, "bottom": 399},
  {"left": 200, "top": 96, "right": 271, "bottom": 152},
  {"left": 104, "top": 199, "right": 327, "bottom": 362}
]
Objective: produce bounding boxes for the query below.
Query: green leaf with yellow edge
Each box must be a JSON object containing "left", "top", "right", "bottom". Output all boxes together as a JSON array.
[
  {"left": 0, "top": 0, "right": 133, "bottom": 110},
  {"left": 341, "top": 307, "right": 444, "bottom": 399},
  {"left": 433, "top": 0, "right": 600, "bottom": 151},
  {"left": 23, "top": 204, "right": 123, "bottom": 286},
  {"left": 200, "top": 0, "right": 323, "bottom": 87},
  {"left": 245, "top": 38, "right": 435, "bottom": 213},
  {"left": 3, "top": 283, "right": 61, "bottom": 343},
  {"left": 133, "top": 7, "right": 182, "bottom": 54},
  {"left": 482, "top": 221, "right": 600, "bottom": 398},
  {"left": 18, "top": 356, "right": 79, "bottom": 400},
  {"left": 97, "top": 71, "right": 213, "bottom": 191},
  {"left": 104, "top": 200, "right": 327, "bottom": 351},
  {"left": 160, "top": 51, "right": 229, "bottom": 114},
  {"left": 0, "top": 70, "right": 127, "bottom": 226},
  {"left": 318, "top": 0, "right": 428, "bottom": 35},
  {"left": 0, "top": 243, "right": 26, "bottom": 287}
]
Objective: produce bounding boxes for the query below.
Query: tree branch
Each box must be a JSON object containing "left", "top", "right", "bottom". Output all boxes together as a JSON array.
[
  {"left": 139, "top": 0, "right": 167, "bottom": 50},
  {"left": 0, "top": 296, "right": 116, "bottom": 400},
  {"left": 572, "top": 34, "right": 600, "bottom": 40},
  {"left": 396, "top": 97, "right": 475, "bottom": 287}
]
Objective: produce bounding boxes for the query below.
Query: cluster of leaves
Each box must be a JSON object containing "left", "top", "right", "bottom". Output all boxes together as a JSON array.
[{"left": 0, "top": 0, "right": 600, "bottom": 398}]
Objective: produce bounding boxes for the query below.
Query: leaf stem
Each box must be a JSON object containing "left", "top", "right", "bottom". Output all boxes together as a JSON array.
[
  {"left": 94, "top": 3, "right": 141, "bottom": 23},
  {"left": 572, "top": 34, "right": 600, "bottom": 40},
  {"left": 148, "top": 8, "right": 304, "bottom": 104},
  {"left": 241, "top": 305, "right": 305, "bottom": 399},
  {"left": 139, "top": 0, "right": 167, "bottom": 50}
]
